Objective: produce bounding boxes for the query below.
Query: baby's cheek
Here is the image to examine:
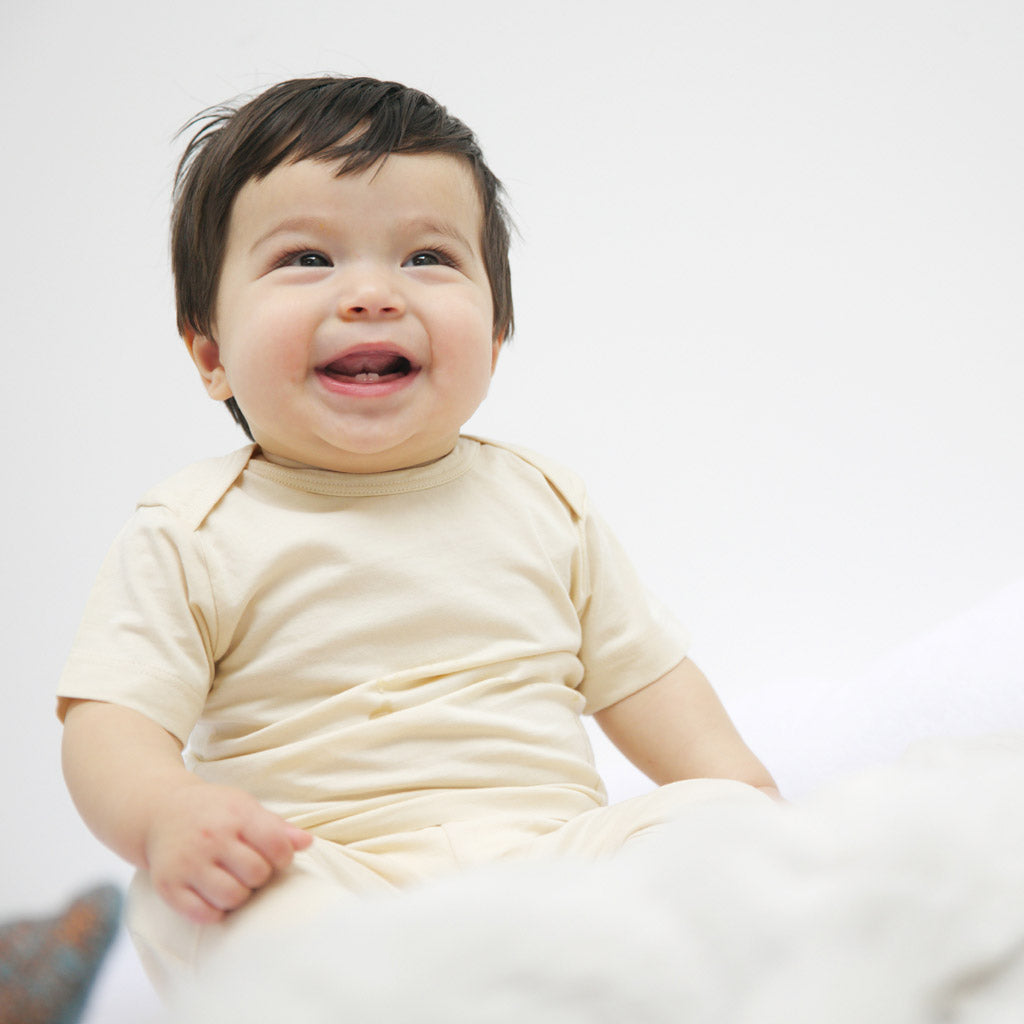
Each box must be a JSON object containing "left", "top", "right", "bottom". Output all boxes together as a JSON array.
[{"left": 248, "top": 334, "right": 310, "bottom": 386}]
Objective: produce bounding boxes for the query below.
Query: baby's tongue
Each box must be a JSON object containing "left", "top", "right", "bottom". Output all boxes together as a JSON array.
[{"left": 328, "top": 352, "right": 406, "bottom": 379}]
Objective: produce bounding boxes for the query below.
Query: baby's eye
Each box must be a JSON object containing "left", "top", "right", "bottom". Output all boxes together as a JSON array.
[
  {"left": 295, "top": 251, "right": 331, "bottom": 268},
  {"left": 404, "top": 249, "right": 456, "bottom": 269},
  {"left": 277, "top": 249, "right": 332, "bottom": 269}
]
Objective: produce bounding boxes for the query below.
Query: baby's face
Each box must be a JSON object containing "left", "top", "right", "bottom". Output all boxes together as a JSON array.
[{"left": 187, "top": 153, "right": 499, "bottom": 473}]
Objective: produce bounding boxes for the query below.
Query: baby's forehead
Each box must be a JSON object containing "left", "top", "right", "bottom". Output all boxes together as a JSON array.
[
  {"left": 241, "top": 151, "right": 482, "bottom": 212},
  {"left": 226, "top": 152, "right": 486, "bottom": 249}
]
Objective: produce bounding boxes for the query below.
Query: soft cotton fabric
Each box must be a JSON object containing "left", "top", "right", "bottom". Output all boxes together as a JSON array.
[
  {"left": 58, "top": 436, "right": 688, "bottom": 843},
  {"left": 128, "top": 778, "right": 765, "bottom": 994},
  {"left": 174, "top": 734, "right": 1024, "bottom": 1024}
]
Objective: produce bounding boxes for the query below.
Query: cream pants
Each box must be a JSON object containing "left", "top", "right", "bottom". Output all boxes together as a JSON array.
[{"left": 128, "top": 779, "right": 766, "bottom": 996}]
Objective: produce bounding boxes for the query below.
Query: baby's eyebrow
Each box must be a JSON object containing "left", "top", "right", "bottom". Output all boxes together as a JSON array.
[
  {"left": 396, "top": 216, "right": 475, "bottom": 253},
  {"left": 249, "top": 216, "right": 329, "bottom": 254},
  {"left": 246, "top": 214, "right": 477, "bottom": 256}
]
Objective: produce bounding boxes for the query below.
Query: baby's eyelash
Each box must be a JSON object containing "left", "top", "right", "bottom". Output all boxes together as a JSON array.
[
  {"left": 406, "top": 245, "right": 461, "bottom": 269},
  {"left": 271, "top": 248, "right": 332, "bottom": 270},
  {"left": 266, "top": 245, "right": 462, "bottom": 272}
]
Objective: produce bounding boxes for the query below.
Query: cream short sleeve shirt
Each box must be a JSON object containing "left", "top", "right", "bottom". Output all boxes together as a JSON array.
[{"left": 58, "top": 438, "right": 689, "bottom": 841}]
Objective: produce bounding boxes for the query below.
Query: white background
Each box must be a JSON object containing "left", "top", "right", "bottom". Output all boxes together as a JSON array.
[{"left": 2, "top": 0, "right": 1021, "bottom": 919}]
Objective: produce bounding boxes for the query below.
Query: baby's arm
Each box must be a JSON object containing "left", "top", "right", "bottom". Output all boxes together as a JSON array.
[
  {"left": 61, "top": 699, "right": 312, "bottom": 924},
  {"left": 594, "top": 658, "right": 780, "bottom": 798}
]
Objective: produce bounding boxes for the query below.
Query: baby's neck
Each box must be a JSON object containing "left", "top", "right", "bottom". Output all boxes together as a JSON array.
[{"left": 255, "top": 444, "right": 458, "bottom": 474}]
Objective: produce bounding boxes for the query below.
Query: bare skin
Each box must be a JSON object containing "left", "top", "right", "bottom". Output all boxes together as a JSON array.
[
  {"left": 594, "top": 658, "right": 780, "bottom": 799},
  {"left": 61, "top": 699, "right": 311, "bottom": 925}
]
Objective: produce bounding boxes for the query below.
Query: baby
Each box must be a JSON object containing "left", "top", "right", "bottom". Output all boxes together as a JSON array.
[{"left": 58, "top": 75, "right": 777, "bottom": 995}]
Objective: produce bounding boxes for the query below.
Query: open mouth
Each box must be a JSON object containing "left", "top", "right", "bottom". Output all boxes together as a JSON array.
[{"left": 317, "top": 349, "right": 418, "bottom": 387}]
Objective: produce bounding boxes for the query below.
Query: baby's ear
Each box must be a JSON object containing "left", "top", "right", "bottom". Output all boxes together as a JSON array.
[
  {"left": 490, "top": 334, "right": 504, "bottom": 375},
  {"left": 184, "top": 329, "right": 233, "bottom": 400}
]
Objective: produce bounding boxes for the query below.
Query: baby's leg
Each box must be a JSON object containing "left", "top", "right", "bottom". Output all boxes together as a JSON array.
[
  {"left": 516, "top": 778, "right": 770, "bottom": 863},
  {"left": 127, "top": 835, "right": 394, "bottom": 999}
]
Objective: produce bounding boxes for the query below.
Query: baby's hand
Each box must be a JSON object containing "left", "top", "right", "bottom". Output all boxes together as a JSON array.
[{"left": 143, "top": 781, "right": 312, "bottom": 924}]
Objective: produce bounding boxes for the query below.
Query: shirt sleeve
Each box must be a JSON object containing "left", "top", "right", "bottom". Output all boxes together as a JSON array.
[
  {"left": 574, "top": 503, "right": 691, "bottom": 714},
  {"left": 56, "top": 505, "right": 217, "bottom": 745}
]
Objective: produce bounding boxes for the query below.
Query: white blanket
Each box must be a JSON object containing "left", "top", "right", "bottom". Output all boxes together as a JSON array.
[
  {"left": 81, "top": 578, "right": 1024, "bottom": 1023},
  {"left": 175, "top": 733, "right": 1024, "bottom": 1023}
]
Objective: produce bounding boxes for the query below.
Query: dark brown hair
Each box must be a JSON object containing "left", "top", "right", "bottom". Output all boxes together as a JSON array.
[{"left": 171, "top": 76, "right": 514, "bottom": 436}]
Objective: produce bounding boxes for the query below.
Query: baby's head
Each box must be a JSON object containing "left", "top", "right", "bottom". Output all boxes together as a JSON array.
[{"left": 171, "top": 76, "right": 514, "bottom": 472}]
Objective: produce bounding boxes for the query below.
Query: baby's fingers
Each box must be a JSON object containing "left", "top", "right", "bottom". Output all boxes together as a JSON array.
[
  {"left": 217, "top": 841, "right": 277, "bottom": 891},
  {"left": 286, "top": 822, "right": 313, "bottom": 851},
  {"left": 169, "top": 886, "right": 227, "bottom": 926},
  {"left": 158, "top": 867, "right": 250, "bottom": 925},
  {"left": 193, "top": 864, "right": 256, "bottom": 918},
  {"left": 241, "top": 813, "right": 310, "bottom": 872}
]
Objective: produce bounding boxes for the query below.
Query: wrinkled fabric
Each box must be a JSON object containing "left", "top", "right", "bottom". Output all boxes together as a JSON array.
[{"left": 178, "top": 734, "right": 1024, "bottom": 1024}]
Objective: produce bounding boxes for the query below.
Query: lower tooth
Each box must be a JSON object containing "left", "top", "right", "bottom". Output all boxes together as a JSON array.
[{"left": 355, "top": 372, "right": 381, "bottom": 383}]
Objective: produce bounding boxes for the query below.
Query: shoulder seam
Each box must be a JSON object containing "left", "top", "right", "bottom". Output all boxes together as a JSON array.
[
  {"left": 137, "top": 445, "right": 256, "bottom": 531},
  {"left": 466, "top": 436, "right": 588, "bottom": 519}
]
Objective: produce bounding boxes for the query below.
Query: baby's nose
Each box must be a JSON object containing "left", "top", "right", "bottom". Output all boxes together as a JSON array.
[{"left": 338, "top": 268, "right": 405, "bottom": 320}]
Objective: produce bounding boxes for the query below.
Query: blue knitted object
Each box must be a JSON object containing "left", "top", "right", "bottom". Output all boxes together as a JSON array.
[{"left": 0, "top": 884, "right": 122, "bottom": 1024}]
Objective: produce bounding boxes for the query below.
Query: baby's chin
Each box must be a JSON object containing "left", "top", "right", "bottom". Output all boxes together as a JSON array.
[{"left": 255, "top": 431, "right": 461, "bottom": 475}]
